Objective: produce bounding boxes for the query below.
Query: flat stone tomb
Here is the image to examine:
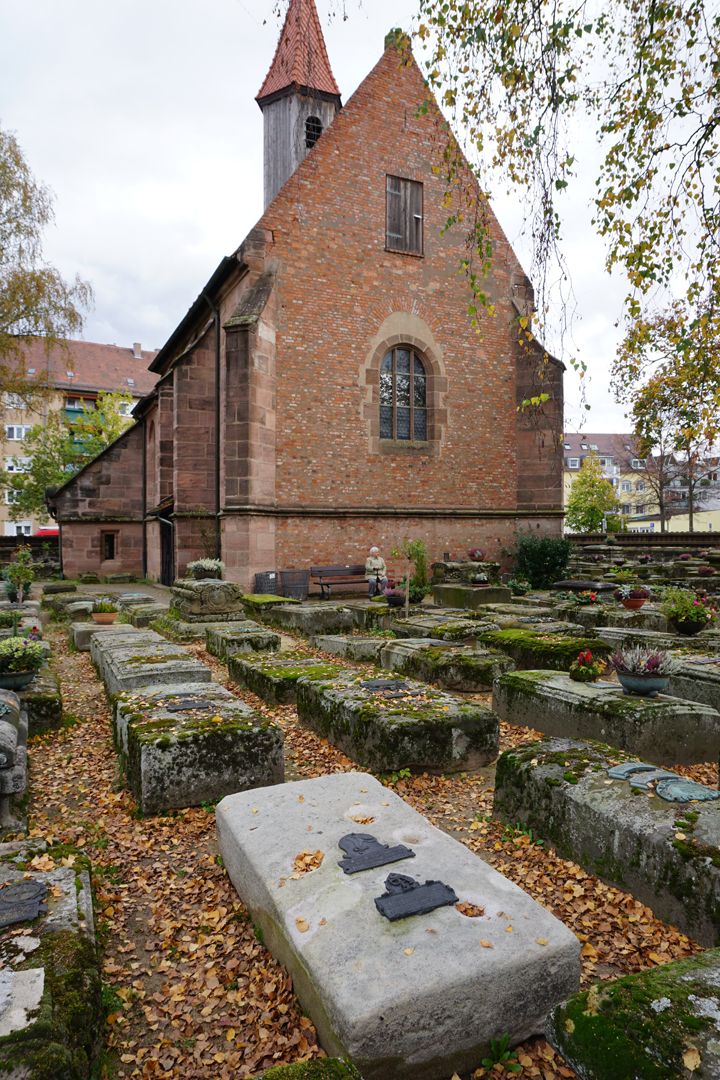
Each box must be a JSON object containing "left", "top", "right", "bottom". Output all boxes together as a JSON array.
[
  {"left": 216, "top": 772, "right": 580, "bottom": 1080},
  {"left": 228, "top": 652, "right": 344, "bottom": 706},
  {"left": 314, "top": 635, "right": 387, "bottom": 661},
  {"left": 432, "top": 583, "right": 512, "bottom": 608},
  {"left": 70, "top": 621, "right": 130, "bottom": 652},
  {"left": 479, "top": 630, "right": 607, "bottom": 673},
  {"left": 205, "top": 621, "right": 280, "bottom": 660},
  {"left": 547, "top": 947, "right": 720, "bottom": 1077},
  {"left": 90, "top": 628, "right": 210, "bottom": 696},
  {"left": 390, "top": 613, "right": 497, "bottom": 641},
  {"left": 296, "top": 670, "right": 498, "bottom": 772},
  {"left": 378, "top": 638, "right": 515, "bottom": 691},
  {"left": 171, "top": 578, "right": 246, "bottom": 623},
  {"left": 493, "top": 670, "right": 720, "bottom": 765},
  {"left": 19, "top": 665, "right": 62, "bottom": 736},
  {"left": 494, "top": 738, "right": 720, "bottom": 946},
  {"left": 114, "top": 682, "right": 284, "bottom": 814},
  {"left": 259, "top": 603, "right": 356, "bottom": 636},
  {"left": 668, "top": 655, "right": 720, "bottom": 711},
  {"left": 598, "top": 625, "right": 720, "bottom": 651}
]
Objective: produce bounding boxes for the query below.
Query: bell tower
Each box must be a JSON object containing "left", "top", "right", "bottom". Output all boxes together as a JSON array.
[{"left": 256, "top": 0, "right": 341, "bottom": 208}]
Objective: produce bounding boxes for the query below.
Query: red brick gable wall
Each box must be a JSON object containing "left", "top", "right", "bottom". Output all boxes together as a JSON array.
[{"left": 256, "top": 43, "right": 548, "bottom": 512}]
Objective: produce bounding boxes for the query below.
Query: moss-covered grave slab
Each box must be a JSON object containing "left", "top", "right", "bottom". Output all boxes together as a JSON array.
[
  {"left": 336, "top": 599, "right": 391, "bottom": 630},
  {"left": 378, "top": 639, "right": 515, "bottom": 691},
  {"left": 258, "top": 603, "right": 356, "bottom": 636},
  {"left": 41, "top": 583, "right": 77, "bottom": 597},
  {"left": 242, "top": 594, "right": 300, "bottom": 617},
  {"left": 494, "top": 670, "right": 720, "bottom": 765},
  {"left": 432, "top": 583, "right": 512, "bottom": 608},
  {"left": 262, "top": 1062, "right": 362, "bottom": 1079},
  {"left": 19, "top": 665, "right": 62, "bottom": 736},
  {"left": 217, "top": 772, "right": 580, "bottom": 1080},
  {"left": 479, "top": 628, "right": 609, "bottom": 671},
  {"left": 313, "top": 635, "right": 386, "bottom": 661},
  {"left": 602, "top": 605, "right": 669, "bottom": 633},
  {"left": 205, "top": 621, "right": 280, "bottom": 660},
  {"left": 390, "top": 613, "right": 498, "bottom": 641},
  {"left": 296, "top": 670, "right": 498, "bottom": 772},
  {"left": 114, "top": 682, "right": 284, "bottom": 814},
  {"left": 70, "top": 621, "right": 130, "bottom": 652},
  {"left": 90, "top": 627, "right": 210, "bottom": 696},
  {"left": 0, "top": 838, "right": 101, "bottom": 1077},
  {"left": 128, "top": 603, "right": 170, "bottom": 628},
  {"left": 547, "top": 948, "right": 720, "bottom": 1079},
  {"left": 495, "top": 737, "right": 720, "bottom": 946},
  {"left": 229, "top": 652, "right": 344, "bottom": 706},
  {"left": 598, "top": 626, "right": 720, "bottom": 652}
]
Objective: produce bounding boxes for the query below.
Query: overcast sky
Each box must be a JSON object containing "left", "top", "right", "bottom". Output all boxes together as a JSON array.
[{"left": 1, "top": 0, "right": 630, "bottom": 432}]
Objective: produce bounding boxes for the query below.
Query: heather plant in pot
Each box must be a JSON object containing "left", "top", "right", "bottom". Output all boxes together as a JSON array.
[
  {"left": 187, "top": 558, "right": 224, "bottom": 580},
  {"left": 0, "top": 636, "right": 45, "bottom": 689},
  {"left": 383, "top": 580, "right": 405, "bottom": 607},
  {"left": 608, "top": 647, "right": 680, "bottom": 697},
  {"left": 660, "top": 587, "right": 717, "bottom": 635}
]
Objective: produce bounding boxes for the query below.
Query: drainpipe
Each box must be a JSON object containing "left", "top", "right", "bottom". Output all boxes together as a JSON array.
[{"left": 200, "top": 291, "right": 222, "bottom": 559}]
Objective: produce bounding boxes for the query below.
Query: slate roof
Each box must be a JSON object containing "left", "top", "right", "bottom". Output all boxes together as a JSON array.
[
  {"left": 256, "top": 0, "right": 340, "bottom": 101},
  {"left": 563, "top": 432, "right": 639, "bottom": 460},
  {"left": 10, "top": 338, "right": 158, "bottom": 398}
]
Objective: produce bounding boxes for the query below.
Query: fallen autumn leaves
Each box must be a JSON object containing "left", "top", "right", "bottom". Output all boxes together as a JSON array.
[{"left": 20, "top": 625, "right": 705, "bottom": 1079}]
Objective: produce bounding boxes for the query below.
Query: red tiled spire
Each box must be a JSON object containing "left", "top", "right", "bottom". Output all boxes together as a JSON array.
[{"left": 256, "top": 0, "right": 340, "bottom": 102}]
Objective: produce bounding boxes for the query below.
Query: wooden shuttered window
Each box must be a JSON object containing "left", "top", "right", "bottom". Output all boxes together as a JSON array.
[{"left": 386, "top": 175, "right": 423, "bottom": 254}]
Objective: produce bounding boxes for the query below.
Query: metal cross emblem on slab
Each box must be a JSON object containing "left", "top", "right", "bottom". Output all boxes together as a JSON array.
[{"left": 0, "top": 880, "right": 48, "bottom": 929}]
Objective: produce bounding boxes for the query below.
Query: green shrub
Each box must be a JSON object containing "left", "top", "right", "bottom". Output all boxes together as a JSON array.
[
  {"left": 513, "top": 533, "right": 570, "bottom": 588},
  {"left": 0, "top": 637, "right": 45, "bottom": 673}
]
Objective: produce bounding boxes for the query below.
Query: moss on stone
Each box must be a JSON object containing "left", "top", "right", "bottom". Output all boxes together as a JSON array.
[
  {"left": 261, "top": 1061, "right": 362, "bottom": 1079},
  {"left": 550, "top": 950, "right": 720, "bottom": 1079},
  {"left": 479, "top": 628, "right": 610, "bottom": 670}
]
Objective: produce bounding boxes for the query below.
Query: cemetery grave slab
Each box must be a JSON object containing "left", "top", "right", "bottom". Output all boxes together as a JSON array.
[
  {"left": 19, "top": 665, "right": 62, "bottom": 736},
  {"left": 479, "top": 628, "right": 609, "bottom": 672},
  {"left": 336, "top": 599, "right": 391, "bottom": 630},
  {"left": 0, "top": 839, "right": 100, "bottom": 1075},
  {"left": 598, "top": 625, "right": 720, "bottom": 651},
  {"left": 378, "top": 638, "right": 515, "bottom": 691},
  {"left": 259, "top": 603, "right": 356, "bottom": 636},
  {"left": 205, "top": 621, "right": 280, "bottom": 660},
  {"left": 668, "top": 656, "right": 720, "bottom": 711},
  {"left": 90, "top": 628, "right": 210, "bottom": 696},
  {"left": 171, "top": 578, "right": 246, "bottom": 622},
  {"left": 216, "top": 771, "right": 580, "bottom": 1080},
  {"left": 70, "top": 620, "right": 129, "bottom": 652},
  {"left": 494, "top": 736, "right": 720, "bottom": 945},
  {"left": 229, "top": 652, "right": 345, "bottom": 705},
  {"left": 296, "top": 669, "right": 498, "bottom": 772},
  {"left": 128, "top": 602, "right": 170, "bottom": 628},
  {"left": 431, "top": 583, "right": 512, "bottom": 608},
  {"left": 390, "top": 614, "right": 498, "bottom": 641},
  {"left": 114, "top": 682, "right": 283, "bottom": 814},
  {"left": 40, "top": 583, "right": 77, "bottom": 597},
  {"left": 493, "top": 670, "right": 720, "bottom": 765},
  {"left": 313, "top": 635, "right": 387, "bottom": 662},
  {"left": 547, "top": 948, "right": 720, "bottom": 1080}
]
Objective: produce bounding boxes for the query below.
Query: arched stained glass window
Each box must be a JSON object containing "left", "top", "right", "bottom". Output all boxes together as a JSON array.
[{"left": 379, "top": 347, "right": 427, "bottom": 441}]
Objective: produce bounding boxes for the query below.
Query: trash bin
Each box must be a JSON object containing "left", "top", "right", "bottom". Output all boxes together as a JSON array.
[
  {"left": 279, "top": 569, "right": 310, "bottom": 601},
  {"left": 254, "top": 570, "right": 280, "bottom": 594}
]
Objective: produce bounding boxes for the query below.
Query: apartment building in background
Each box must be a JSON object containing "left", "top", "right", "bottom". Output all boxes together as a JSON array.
[{"left": 2, "top": 339, "right": 157, "bottom": 536}]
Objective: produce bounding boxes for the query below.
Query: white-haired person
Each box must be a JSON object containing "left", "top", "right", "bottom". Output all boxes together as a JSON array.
[{"left": 365, "top": 546, "right": 388, "bottom": 598}]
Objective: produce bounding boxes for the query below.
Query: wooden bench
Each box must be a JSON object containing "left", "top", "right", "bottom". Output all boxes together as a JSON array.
[{"left": 310, "top": 564, "right": 368, "bottom": 599}]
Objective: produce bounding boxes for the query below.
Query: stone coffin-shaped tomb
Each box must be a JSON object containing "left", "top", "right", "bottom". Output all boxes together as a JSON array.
[
  {"left": 296, "top": 670, "right": 498, "bottom": 773},
  {"left": 216, "top": 772, "right": 580, "bottom": 1080},
  {"left": 493, "top": 670, "right": 720, "bottom": 765},
  {"left": 114, "top": 682, "right": 283, "bottom": 814}
]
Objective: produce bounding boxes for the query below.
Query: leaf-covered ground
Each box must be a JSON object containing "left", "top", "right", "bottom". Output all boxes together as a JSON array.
[{"left": 24, "top": 624, "right": 707, "bottom": 1079}]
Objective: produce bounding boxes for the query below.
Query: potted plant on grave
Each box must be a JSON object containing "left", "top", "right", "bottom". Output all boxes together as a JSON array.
[
  {"left": 507, "top": 576, "right": 530, "bottom": 596},
  {"left": 576, "top": 590, "right": 599, "bottom": 605},
  {"left": 92, "top": 599, "right": 119, "bottom": 625},
  {"left": 187, "top": 558, "right": 224, "bottom": 581},
  {"left": 0, "top": 636, "right": 45, "bottom": 690},
  {"left": 608, "top": 646, "right": 680, "bottom": 697},
  {"left": 568, "top": 649, "right": 605, "bottom": 683},
  {"left": 383, "top": 579, "right": 406, "bottom": 608},
  {"left": 614, "top": 584, "right": 651, "bottom": 611},
  {"left": 660, "top": 587, "right": 717, "bottom": 636},
  {"left": 467, "top": 548, "right": 485, "bottom": 562}
]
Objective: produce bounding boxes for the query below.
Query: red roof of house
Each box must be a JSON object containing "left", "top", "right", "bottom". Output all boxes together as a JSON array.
[
  {"left": 257, "top": 0, "right": 340, "bottom": 101},
  {"left": 12, "top": 338, "right": 158, "bottom": 398}
]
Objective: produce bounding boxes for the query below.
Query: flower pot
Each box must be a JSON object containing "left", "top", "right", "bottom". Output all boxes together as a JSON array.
[
  {"left": 674, "top": 618, "right": 707, "bottom": 636},
  {"left": 92, "top": 612, "right": 118, "bottom": 624},
  {"left": 621, "top": 598, "right": 647, "bottom": 610},
  {"left": 569, "top": 669, "right": 600, "bottom": 683},
  {"left": 0, "top": 670, "right": 37, "bottom": 690},
  {"left": 385, "top": 593, "right": 405, "bottom": 608},
  {"left": 192, "top": 568, "right": 220, "bottom": 581},
  {"left": 617, "top": 671, "right": 669, "bottom": 697}
]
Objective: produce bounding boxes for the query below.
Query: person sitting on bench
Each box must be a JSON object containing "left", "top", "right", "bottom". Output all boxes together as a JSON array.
[{"left": 365, "top": 546, "right": 388, "bottom": 597}]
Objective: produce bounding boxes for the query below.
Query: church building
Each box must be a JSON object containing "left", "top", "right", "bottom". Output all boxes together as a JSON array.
[{"left": 48, "top": 0, "right": 564, "bottom": 587}]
